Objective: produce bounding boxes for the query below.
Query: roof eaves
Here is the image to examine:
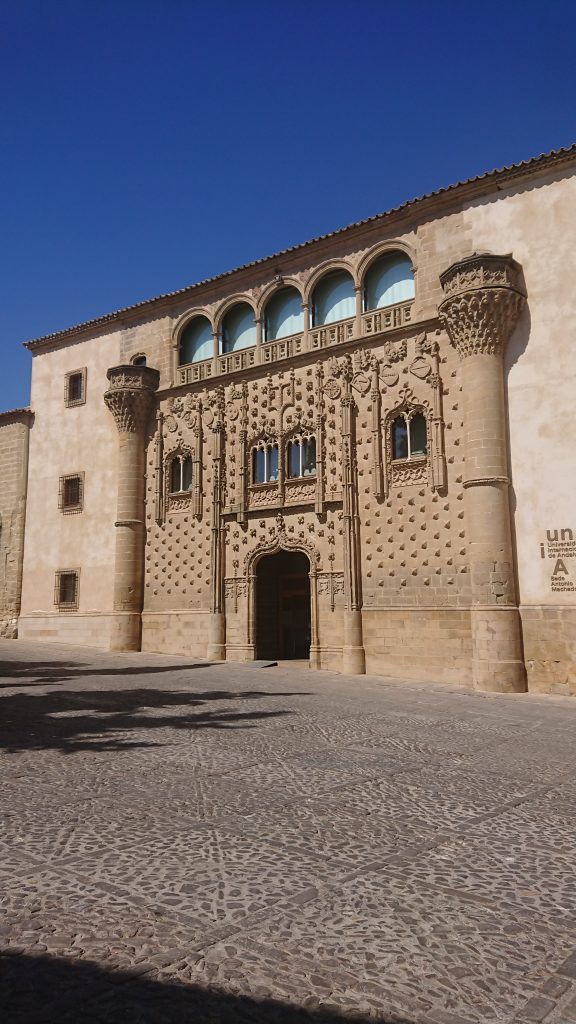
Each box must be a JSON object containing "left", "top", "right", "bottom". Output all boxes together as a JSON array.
[
  {"left": 22, "top": 142, "right": 576, "bottom": 351},
  {"left": 0, "top": 407, "right": 33, "bottom": 421}
]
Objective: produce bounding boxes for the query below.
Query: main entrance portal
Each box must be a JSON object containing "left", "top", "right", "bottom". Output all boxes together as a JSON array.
[{"left": 255, "top": 550, "right": 311, "bottom": 661}]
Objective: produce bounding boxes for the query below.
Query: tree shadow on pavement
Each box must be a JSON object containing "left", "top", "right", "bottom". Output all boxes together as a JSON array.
[
  {"left": 0, "top": 660, "right": 215, "bottom": 684},
  {"left": 1, "top": 950, "right": 411, "bottom": 1024},
  {"left": 0, "top": 684, "right": 304, "bottom": 755}
]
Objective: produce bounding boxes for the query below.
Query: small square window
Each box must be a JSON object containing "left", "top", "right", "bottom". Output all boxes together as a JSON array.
[
  {"left": 55, "top": 570, "right": 80, "bottom": 610},
  {"left": 65, "top": 368, "right": 87, "bottom": 407},
  {"left": 59, "top": 474, "right": 84, "bottom": 513}
]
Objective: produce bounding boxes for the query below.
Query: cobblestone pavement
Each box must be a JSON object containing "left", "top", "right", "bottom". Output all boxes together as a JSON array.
[{"left": 2, "top": 641, "right": 576, "bottom": 1023}]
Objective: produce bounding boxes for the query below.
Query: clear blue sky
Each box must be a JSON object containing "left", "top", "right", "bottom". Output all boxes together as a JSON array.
[{"left": 2, "top": 0, "right": 575, "bottom": 410}]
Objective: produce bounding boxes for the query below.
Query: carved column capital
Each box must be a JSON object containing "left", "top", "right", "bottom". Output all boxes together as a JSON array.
[
  {"left": 438, "top": 253, "right": 526, "bottom": 358},
  {"left": 104, "top": 365, "right": 160, "bottom": 433}
]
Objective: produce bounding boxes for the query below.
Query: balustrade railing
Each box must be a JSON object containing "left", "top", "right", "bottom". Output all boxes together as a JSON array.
[
  {"left": 218, "top": 348, "right": 256, "bottom": 375},
  {"left": 362, "top": 300, "right": 412, "bottom": 335},
  {"left": 309, "top": 317, "right": 355, "bottom": 351},
  {"left": 261, "top": 333, "right": 303, "bottom": 364},
  {"left": 176, "top": 300, "right": 414, "bottom": 383},
  {"left": 177, "top": 358, "right": 213, "bottom": 385}
]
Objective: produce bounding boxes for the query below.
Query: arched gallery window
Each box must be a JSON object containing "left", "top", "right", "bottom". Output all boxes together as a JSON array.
[
  {"left": 287, "top": 436, "right": 316, "bottom": 478},
  {"left": 311, "top": 270, "right": 355, "bottom": 326},
  {"left": 131, "top": 354, "right": 147, "bottom": 366},
  {"left": 364, "top": 252, "right": 415, "bottom": 311},
  {"left": 221, "top": 303, "right": 256, "bottom": 353},
  {"left": 169, "top": 454, "right": 193, "bottom": 493},
  {"left": 392, "top": 412, "right": 427, "bottom": 460},
  {"left": 179, "top": 316, "right": 212, "bottom": 365},
  {"left": 264, "top": 287, "right": 304, "bottom": 341},
  {"left": 252, "top": 443, "right": 279, "bottom": 484}
]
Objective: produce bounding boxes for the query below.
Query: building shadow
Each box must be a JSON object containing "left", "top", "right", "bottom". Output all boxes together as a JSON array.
[{"left": 1, "top": 950, "right": 411, "bottom": 1023}]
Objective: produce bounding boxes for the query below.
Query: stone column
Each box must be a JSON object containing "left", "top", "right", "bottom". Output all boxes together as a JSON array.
[
  {"left": 439, "top": 253, "right": 527, "bottom": 692},
  {"left": 354, "top": 284, "right": 363, "bottom": 338},
  {"left": 104, "top": 365, "right": 160, "bottom": 652},
  {"left": 302, "top": 301, "right": 310, "bottom": 351},
  {"left": 255, "top": 316, "right": 263, "bottom": 363}
]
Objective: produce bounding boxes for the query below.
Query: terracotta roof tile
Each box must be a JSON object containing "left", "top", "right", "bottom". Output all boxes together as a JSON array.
[{"left": 23, "top": 143, "right": 576, "bottom": 351}]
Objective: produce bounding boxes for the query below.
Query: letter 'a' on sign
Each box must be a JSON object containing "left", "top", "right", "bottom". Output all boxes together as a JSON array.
[{"left": 553, "top": 558, "right": 569, "bottom": 575}]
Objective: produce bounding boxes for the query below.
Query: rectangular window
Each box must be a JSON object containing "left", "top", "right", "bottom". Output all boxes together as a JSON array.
[
  {"left": 64, "top": 368, "right": 87, "bottom": 407},
  {"left": 54, "top": 570, "right": 80, "bottom": 610},
  {"left": 59, "top": 473, "right": 84, "bottom": 513}
]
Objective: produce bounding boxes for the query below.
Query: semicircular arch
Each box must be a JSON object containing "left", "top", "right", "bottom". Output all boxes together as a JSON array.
[
  {"left": 172, "top": 307, "right": 215, "bottom": 346},
  {"left": 255, "top": 277, "right": 304, "bottom": 319},
  {"left": 303, "top": 258, "right": 357, "bottom": 304},
  {"left": 357, "top": 241, "right": 416, "bottom": 285},
  {"left": 213, "top": 294, "right": 257, "bottom": 333}
]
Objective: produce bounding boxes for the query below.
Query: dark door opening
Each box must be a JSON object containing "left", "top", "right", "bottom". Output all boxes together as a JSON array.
[{"left": 255, "top": 550, "right": 311, "bottom": 661}]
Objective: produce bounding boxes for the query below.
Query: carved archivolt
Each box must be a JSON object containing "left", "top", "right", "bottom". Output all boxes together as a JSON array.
[{"left": 243, "top": 513, "right": 322, "bottom": 575}]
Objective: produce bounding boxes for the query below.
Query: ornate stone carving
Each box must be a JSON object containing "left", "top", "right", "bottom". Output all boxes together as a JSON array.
[
  {"left": 104, "top": 365, "right": 159, "bottom": 434},
  {"left": 439, "top": 254, "right": 526, "bottom": 358},
  {"left": 409, "top": 356, "right": 431, "bottom": 379},
  {"left": 243, "top": 512, "right": 321, "bottom": 575},
  {"left": 316, "top": 571, "right": 345, "bottom": 611},
  {"left": 284, "top": 479, "right": 316, "bottom": 506},
  {"left": 391, "top": 457, "right": 428, "bottom": 487}
]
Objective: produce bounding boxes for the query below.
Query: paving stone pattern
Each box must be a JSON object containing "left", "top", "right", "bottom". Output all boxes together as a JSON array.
[{"left": 2, "top": 641, "right": 576, "bottom": 1022}]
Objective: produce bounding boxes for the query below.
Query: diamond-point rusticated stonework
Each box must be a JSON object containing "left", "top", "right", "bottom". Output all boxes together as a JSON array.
[
  {"left": 438, "top": 253, "right": 526, "bottom": 359},
  {"left": 104, "top": 365, "right": 160, "bottom": 434}
]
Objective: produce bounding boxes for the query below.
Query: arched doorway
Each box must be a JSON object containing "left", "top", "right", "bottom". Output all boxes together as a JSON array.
[{"left": 255, "top": 550, "right": 311, "bottom": 661}]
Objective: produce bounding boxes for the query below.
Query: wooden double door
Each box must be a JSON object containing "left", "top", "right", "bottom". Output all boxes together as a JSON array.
[{"left": 255, "top": 551, "right": 311, "bottom": 660}]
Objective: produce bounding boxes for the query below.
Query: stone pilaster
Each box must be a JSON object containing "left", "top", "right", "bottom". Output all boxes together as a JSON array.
[
  {"left": 208, "top": 400, "right": 226, "bottom": 661},
  {"left": 439, "top": 253, "right": 527, "bottom": 692},
  {"left": 340, "top": 364, "right": 366, "bottom": 675},
  {"left": 104, "top": 365, "right": 160, "bottom": 651}
]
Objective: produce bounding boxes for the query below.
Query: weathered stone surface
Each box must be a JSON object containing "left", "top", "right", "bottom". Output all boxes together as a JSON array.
[{"left": 1, "top": 639, "right": 576, "bottom": 1022}]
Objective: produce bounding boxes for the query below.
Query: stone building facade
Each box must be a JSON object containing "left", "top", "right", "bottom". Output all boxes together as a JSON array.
[
  {"left": 7, "top": 145, "right": 576, "bottom": 694},
  {"left": 0, "top": 409, "right": 32, "bottom": 637}
]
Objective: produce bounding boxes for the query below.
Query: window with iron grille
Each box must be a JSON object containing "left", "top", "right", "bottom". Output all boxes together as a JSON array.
[
  {"left": 54, "top": 570, "right": 80, "bottom": 610},
  {"left": 64, "top": 368, "right": 87, "bottom": 407},
  {"left": 58, "top": 473, "right": 84, "bottom": 513}
]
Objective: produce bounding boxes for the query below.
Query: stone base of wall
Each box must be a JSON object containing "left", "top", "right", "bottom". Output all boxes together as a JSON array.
[
  {"left": 521, "top": 605, "right": 576, "bottom": 696},
  {"left": 141, "top": 610, "right": 211, "bottom": 659},
  {"left": 17, "top": 614, "right": 115, "bottom": 648},
  {"left": 0, "top": 616, "right": 18, "bottom": 639},
  {"left": 363, "top": 607, "right": 473, "bottom": 686}
]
